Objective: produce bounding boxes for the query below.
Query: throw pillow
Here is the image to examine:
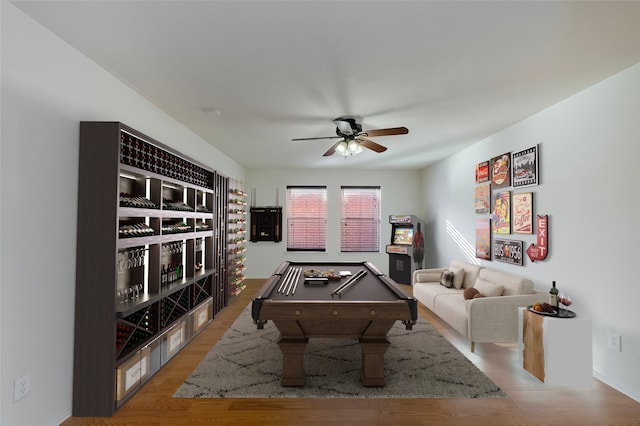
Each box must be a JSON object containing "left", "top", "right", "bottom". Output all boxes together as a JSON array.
[
  {"left": 473, "top": 293, "right": 485, "bottom": 299},
  {"left": 450, "top": 266, "right": 465, "bottom": 289},
  {"left": 474, "top": 278, "right": 504, "bottom": 297},
  {"left": 463, "top": 287, "right": 479, "bottom": 300},
  {"left": 439, "top": 270, "right": 455, "bottom": 288}
]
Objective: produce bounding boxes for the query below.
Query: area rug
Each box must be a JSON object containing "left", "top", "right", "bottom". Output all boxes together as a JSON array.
[{"left": 174, "top": 305, "right": 507, "bottom": 399}]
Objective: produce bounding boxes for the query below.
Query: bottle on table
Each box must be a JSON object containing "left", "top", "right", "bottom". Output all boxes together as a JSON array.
[{"left": 549, "top": 281, "right": 558, "bottom": 308}]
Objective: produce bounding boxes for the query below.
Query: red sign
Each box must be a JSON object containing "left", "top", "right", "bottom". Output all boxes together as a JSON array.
[{"left": 526, "top": 215, "right": 548, "bottom": 262}]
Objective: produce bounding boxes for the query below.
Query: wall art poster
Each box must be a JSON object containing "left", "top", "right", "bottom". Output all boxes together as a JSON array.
[
  {"left": 512, "top": 145, "right": 539, "bottom": 187},
  {"left": 475, "top": 219, "right": 491, "bottom": 260},
  {"left": 474, "top": 183, "right": 491, "bottom": 214},
  {"left": 475, "top": 161, "right": 489, "bottom": 183},
  {"left": 494, "top": 239, "right": 524, "bottom": 266},
  {"left": 492, "top": 191, "right": 511, "bottom": 234},
  {"left": 490, "top": 153, "right": 510, "bottom": 188},
  {"left": 512, "top": 192, "right": 533, "bottom": 234}
]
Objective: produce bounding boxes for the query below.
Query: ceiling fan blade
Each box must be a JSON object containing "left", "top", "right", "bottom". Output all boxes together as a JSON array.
[
  {"left": 292, "top": 136, "right": 342, "bottom": 141},
  {"left": 323, "top": 140, "right": 343, "bottom": 156},
  {"left": 361, "top": 127, "right": 409, "bottom": 137},
  {"left": 358, "top": 137, "right": 387, "bottom": 153}
]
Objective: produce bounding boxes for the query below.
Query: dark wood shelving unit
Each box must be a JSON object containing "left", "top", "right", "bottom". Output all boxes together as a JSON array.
[{"left": 74, "top": 122, "right": 230, "bottom": 416}]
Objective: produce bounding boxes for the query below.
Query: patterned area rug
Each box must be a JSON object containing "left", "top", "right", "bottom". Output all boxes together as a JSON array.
[{"left": 174, "top": 305, "right": 507, "bottom": 399}]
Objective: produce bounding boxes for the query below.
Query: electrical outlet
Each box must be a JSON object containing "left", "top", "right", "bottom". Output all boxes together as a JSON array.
[
  {"left": 607, "top": 332, "right": 621, "bottom": 352},
  {"left": 14, "top": 373, "right": 31, "bottom": 402}
]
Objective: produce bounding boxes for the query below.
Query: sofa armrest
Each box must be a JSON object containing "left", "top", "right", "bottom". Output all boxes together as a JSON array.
[
  {"left": 466, "top": 293, "right": 547, "bottom": 343},
  {"left": 412, "top": 268, "right": 446, "bottom": 285}
]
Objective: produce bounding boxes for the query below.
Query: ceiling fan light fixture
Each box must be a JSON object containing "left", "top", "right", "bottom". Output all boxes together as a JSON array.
[
  {"left": 335, "top": 141, "right": 349, "bottom": 155},
  {"left": 335, "top": 140, "right": 363, "bottom": 157},
  {"left": 348, "top": 140, "right": 362, "bottom": 153}
]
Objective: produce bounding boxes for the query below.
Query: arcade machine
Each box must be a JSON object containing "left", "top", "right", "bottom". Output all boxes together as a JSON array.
[{"left": 386, "top": 215, "right": 426, "bottom": 285}]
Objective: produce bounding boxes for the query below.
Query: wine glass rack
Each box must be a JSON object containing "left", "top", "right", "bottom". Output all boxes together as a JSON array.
[{"left": 74, "top": 122, "right": 231, "bottom": 416}]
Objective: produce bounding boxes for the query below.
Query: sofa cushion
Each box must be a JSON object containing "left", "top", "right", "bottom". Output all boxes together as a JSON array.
[
  {"left": 449, "top": 260, "right": 483, "bottom": 289},
  {"left": 433, "top": 293, "right": 469, "bottom": 337},
  {"left": 474, "top": 278, "right": 504, "bottom": 297},
  {"left": 449, "top": 266, "right": 465, "bottom": 289},
  {"left": 463, "top": 287, "right": 479, "bottom": 300},
  {"left": 440, "top": 270, "right": 454, "bottom": 288},
  {"left": 413, "top": 269, "right": 445, "bottom": 284},
  {"left": 412, "top": 281, "right": 461, "bottom": 312},
  {"left": 477, "top": 268, "right": 534, "bottom": 295}
]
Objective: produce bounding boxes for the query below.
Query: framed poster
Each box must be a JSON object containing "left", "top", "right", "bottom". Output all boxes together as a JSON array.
[
  {"left": 474, "top": 183, "right": 491, "bottom": 214},
  {"left": 492, "top": 191, "right": 511, "bottom": 234},
  {"left": 512, "top": 145, "right": 539, "bottom": 187},
  {"left": 490, "top": 153, "right": 510, "bottom": 188},
  {"left": 475, "top": 219, "right": 491, "bottom": 260},
  {"left": 475, "top": 161, "right": 489, "bottom": 183},
  {"left": 494, "top": 239, "right": 524, "bottom": 265},
  {"left": 512, "top": 192, "right": 533, "bottom": 234}
]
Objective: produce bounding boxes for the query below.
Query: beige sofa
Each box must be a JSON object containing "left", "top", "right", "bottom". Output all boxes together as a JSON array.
[{"left": 412, "top": 260, "right": 546, "bottom": 352}]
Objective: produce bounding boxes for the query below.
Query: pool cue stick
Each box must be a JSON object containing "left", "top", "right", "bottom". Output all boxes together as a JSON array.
[
  {"left": 278, "top": 267, "right": 295, "bottom": 293},
  {"left": 288, "top": 267, "right": 302, "bottom": 296},
  {"left": 335, "top": 270, "right": 367, "bottom": 297},
  {"left": 284, "top": 267, "right": 298, "bottom": 295},
  {"left": 331, "top": 270, "right": 361, "bottom": 295},
  {"left": 277, "top": 267, "right": 292, "bottom": 293},
  {"left": 283, "top": 268, "right": 293, "bottom": 295},
  {"left": 283, "top": 268, "right": 294, "bottom": 295},
  {"left": 331, "top": 269, "right": 365, "bottom": 295}
]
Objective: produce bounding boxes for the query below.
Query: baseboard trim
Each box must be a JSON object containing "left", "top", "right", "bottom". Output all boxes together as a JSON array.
[{"left": 593, "top": 370, "right": 640, "bottom": 403}]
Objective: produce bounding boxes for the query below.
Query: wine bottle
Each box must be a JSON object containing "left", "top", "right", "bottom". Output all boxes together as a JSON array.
[{"left": 549, "top": 281, "right": 558, "bottom": 308}]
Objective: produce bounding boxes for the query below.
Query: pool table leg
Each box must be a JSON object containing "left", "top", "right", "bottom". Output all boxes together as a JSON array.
[
  {"left": 277, "top": 338, "right": 308, "bottom": 386},
  {"left": 359, "top": 339, "right": 391, "bottom": 386}
]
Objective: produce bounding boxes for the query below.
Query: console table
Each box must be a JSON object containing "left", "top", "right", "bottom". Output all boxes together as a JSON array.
[{"left": 518, "top": 307, "right": 592, "bottom": 386}]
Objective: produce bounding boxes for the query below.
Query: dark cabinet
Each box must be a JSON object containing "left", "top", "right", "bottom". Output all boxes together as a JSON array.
[{"left": 73, "top": 122, "right": 230, "bottom": 416}]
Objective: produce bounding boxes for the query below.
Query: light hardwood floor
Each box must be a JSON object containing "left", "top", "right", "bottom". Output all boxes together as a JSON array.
[{"left": 62, "top": 279, "right": 640, "bottom": 425}]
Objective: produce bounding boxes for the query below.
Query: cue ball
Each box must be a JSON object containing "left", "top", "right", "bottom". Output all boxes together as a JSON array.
[
  {"left": 333, "top": 310, "right": 338, "bottom": 316},
  {"left": 370, "top": 310, "right": 376, "bottom": 316},
  {"left": 295, "top": 310, "right": 301, "bottom": 316}
]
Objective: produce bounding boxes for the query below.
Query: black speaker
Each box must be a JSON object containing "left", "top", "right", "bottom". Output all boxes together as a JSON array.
[{"left": 250, "top": 207, "right": 282, "bottom": 242}]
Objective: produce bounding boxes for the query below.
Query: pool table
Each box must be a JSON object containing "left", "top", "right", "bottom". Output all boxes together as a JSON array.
[{"left": 251, "top": 261, "right": 418, "bottom": 387}]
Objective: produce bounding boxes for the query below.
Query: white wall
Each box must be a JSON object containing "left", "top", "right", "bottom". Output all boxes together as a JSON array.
[
  {"left": 245, "top": 168, "right": 422, "bottom": 279},
  {"left": 0, "top": 4, "right": 244, "bottom": 425},
  {"left": 421, "top": 63, "right": 640, "bottom": 402}
]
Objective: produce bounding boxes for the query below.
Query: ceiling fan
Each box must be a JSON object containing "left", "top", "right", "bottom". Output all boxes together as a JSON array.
[{"left": 292, "top": 116, "right": 409, "bottom": 157}]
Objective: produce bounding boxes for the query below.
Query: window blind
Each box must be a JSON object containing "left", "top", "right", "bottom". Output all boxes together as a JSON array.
[
  {"left": 286, "top": 186, "right": 327, "bottom": 251},
  {"left": 340, "top": 186, "right": 381, "bottom": 252}
]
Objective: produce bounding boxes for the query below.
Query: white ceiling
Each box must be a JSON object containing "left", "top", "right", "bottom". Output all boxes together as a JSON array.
[{"left": 12, "top": 0, "right": 640, "bottom": 170}]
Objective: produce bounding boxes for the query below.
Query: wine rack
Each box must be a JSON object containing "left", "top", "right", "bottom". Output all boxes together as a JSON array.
[
  {"left": 119, "top": 131, "right": 213, "bottom": 188},
  {"left": 228, "top": 179, "right": 247, "bottom": 297},
  {"left": 74, "top": 122, "right": 232, "bottom": 416},
  {"left": 213, "top": 173, "right": 228, "bottom": 315},
  {"left": 116, "top": 305, "right": 158, "bottom": 360},
  {"left": 192, "top": 276, "right": 213, "bottom": 307},
  {"left": 160, "top": 287, "right": 190, "bottom": 328}
]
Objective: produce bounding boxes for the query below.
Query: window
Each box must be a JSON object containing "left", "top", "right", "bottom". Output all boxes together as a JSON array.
[
  {"left": 286, "top": 186, "right": 327, "bottom": 251},
  {"left": 340, "top": 186, "right": 381, "bottom": 252}
]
